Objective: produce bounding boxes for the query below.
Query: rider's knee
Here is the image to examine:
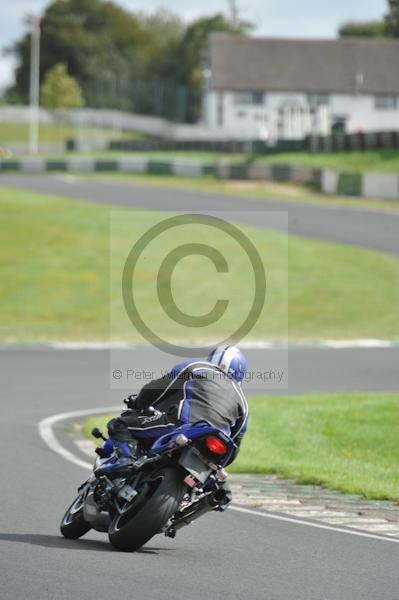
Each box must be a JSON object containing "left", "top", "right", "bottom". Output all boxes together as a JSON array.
[{"left": 107, "top": 417, "right": 121, "bottom": 435}]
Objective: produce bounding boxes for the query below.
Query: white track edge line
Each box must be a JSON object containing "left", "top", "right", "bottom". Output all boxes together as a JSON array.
[
  {"left": 38, "top": 407, "right": 399, "bottom": 545},
  {"left": 12, "top": 339, "right": 397, "bottom": 350},
  {"left": 38, "top": 406, "right": 120, "bottom": 470},
  {"left": 229, "top": 506, "right": 399, "bottom": 544}
]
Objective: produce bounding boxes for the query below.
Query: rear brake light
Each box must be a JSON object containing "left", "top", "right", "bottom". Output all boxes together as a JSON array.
[{"left": 204, "top": 435, "right": 227, "bottom": 456}]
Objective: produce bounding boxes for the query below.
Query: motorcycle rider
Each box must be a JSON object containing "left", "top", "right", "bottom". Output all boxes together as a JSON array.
[{"left": 104, "top": 345, "right": 249, "bottom": 492}]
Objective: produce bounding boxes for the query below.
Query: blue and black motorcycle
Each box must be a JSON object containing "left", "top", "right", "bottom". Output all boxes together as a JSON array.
[{"left": 60, "top": 407, "right": 235, "bottom": 552}]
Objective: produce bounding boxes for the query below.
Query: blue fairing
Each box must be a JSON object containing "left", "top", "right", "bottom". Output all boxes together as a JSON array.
[
  {"left": 148, "top": 421, "right": 236, "bottom": 467},
  {"left": 100, "top": 420, "right": 236, "bottom": 467}
]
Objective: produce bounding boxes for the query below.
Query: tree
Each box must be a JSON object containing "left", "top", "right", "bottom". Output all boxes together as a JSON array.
[
  {"left": 385, "top": 0, "right": 399, "bottom": 36},
  {"left": 339, "top": 21, "right": 386, "bottom": 38},
  {"left": 4, "top": 1, "right": 252, "bottom": 121},
  {"left": 142, "top": 8, "right": 185, "bottom": 53},
  {"left": 40, "top": 63, "right": 84, "bottom": 109},
  {"left": 162, "top": 13, "right": 252, "bottom": 121},
  {"left": 338, "top": 0, "right": 399, "bottom": 38},
  {"left": 5, "top": 0, "right": 155, "bottom": 103},
  {"left": 142, "top": 9, "right": 185, "bottom": 81},
  {"left": 173, "top": 13, "right": 252, "bottom": 87}
]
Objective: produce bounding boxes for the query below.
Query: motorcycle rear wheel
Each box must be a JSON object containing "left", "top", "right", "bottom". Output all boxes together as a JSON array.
[
  {"left": 108, "top": 467, "right": 185, "bottom": 552},
  {"left": 60, "top": 494, "right": 92, "bottom": 539}
]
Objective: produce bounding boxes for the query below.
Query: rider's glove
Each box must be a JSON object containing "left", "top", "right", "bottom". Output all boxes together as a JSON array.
[{"left": 124, "top": 394, "right": 139, "bottom": 410}]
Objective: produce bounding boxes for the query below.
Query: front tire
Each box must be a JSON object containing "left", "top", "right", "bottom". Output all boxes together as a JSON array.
[
  {"left": 60, "top": 495, "right": 91, "bottom": 539},
  {"left": 108, "top": 467, "right": 185, "bottom": 552}
]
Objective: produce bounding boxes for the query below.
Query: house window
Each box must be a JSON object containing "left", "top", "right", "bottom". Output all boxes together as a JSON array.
[
  {"left": 252, "top": 91, "right": 264, "bottom": 105},
  {"left": 234, "top": 92, "right": 251, "bottom": 105},
  {"left": 233, "top": 91, "right": 265, "bottom": 106},
  {"left": 307, "top": 94, "right": 329, "bottom": 107},
  {"left": 375, "top": 95, "right": 397, "bottom": 110}
]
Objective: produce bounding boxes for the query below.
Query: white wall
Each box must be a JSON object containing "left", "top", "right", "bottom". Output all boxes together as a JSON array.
[
  {"left": 0, "top": 105, "right": 249, "bottom": 142},
  {"left": 330, "top": 94, "right": 399, "bottom": 132},
  {"left": 2, "top": 93, "right": 398, "bottom": 145},
  {"left": 205, "top": 90, "right": 399, "bottom": 139},
  {"left": 0, "top": 106, "right": 56, "bottom": 123},
  {"left": 205, "top": 91, "right": 331, "bottom": 140}
]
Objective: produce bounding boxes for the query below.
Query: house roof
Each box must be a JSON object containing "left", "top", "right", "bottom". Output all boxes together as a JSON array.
[{"left": 209, "top": 34, "right": 399, "bottom": 95}]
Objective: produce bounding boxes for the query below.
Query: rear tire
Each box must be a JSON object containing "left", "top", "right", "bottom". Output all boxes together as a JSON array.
[
  {"left": 60, "top": 495, "right": 91, "bottom": 540},
  {"left": 108, "top": 467, "right": 185, "bottom": 552}
]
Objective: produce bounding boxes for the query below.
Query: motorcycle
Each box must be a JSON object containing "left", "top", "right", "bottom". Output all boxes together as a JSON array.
[{"left": 60, "top": 408, "right": 235, "bottom": 552}]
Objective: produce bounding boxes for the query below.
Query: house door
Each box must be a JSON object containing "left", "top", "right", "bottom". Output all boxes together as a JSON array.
[
  {"left": 278, "top": 101, "right": 307, "bottom": 139},
  {"left": 331, "top": 117, "right": 347, "bottom": 134}
]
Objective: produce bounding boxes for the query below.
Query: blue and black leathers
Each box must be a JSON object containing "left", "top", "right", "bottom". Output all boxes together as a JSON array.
[{"left": 107, "top": 360, "right": 249, "bottom": 465}]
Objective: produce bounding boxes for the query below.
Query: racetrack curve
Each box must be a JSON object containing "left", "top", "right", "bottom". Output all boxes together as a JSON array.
[
  {"left": 1, "top": 347, "right": 399, "bottom": 600},
  {"left": 1, "top": 173, "right": 399, "bottom": 256},
  {"left": 1, "top": 178, "right": 399, "bottom": 599}
]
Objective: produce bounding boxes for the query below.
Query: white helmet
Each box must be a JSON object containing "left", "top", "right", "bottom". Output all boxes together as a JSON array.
[{"left": 207, "top": 345, "right": 247, "bottom": 384}]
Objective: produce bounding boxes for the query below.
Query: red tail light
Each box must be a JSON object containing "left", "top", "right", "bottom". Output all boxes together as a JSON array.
[{"left": 204, "top": 435, "right": 227, "bottom": 456}]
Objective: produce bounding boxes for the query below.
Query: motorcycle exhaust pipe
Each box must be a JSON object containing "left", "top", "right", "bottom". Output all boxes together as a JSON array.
[
  {"left": 171, "top": 489, "right": 228, "bottom": 532},
  {"left": 207, "top": 488, "right": 228, "bottom": 508}
]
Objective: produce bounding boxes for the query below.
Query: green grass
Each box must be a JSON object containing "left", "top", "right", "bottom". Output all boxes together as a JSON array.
[
  {"left": 0, "top": 187, "right": 108, "bottom": 340},
  {"left": 259, "top": 149, "right": 399, "bottom": 173},
  {"left": 82, "top": 415, "right": 112, "bottom": 443},
  {"left": 0, "top": 121, "right": 143, "bottom": 145},
  {"left": 81, "top": 392, "right": 399, "bottom": 502},
  {"left": 1, "top": 185, "right": 399, "bottom": 342},
  {"left": 36, "top": 150, "right": 245, "bottom": 162},
  {"left": 81, "top": 172, "right": 399, "bottom": 212}
]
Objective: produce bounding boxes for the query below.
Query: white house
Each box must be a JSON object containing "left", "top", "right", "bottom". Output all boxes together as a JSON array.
[{"left": 203, "top": 34, "right": 399, "bottom": 141}]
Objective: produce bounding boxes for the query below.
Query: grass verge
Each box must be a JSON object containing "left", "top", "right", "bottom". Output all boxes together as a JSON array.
[
  {"left": 80, "top": 172, "right": 399, "bottom": 212},
  {"left": 1, "top": 185, "right": 399, "bottom": 342},
  {"left": 82, "top": 392, "right": 399, "bottom": 502},
  {"left": 0, "top": 121, "right": 143, "bottom": 145},
  {"left": 258, "top": 149, "right": 399, "bottom": 173},
  {"left": 16, "top": 150, "right": 245, "bottom": 162}
]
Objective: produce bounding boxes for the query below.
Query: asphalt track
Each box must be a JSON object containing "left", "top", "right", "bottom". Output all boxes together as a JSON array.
[
  {"left": 1, "top": 173, "right": 399, "bottom": 256},
  {"left": 1, "top": 348, "right": 399, "bottom": 600},
  {"left": 1, "top": 177, "right": 399, "bottom": 599}
]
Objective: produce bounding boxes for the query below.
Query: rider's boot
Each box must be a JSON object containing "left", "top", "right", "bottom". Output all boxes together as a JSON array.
[{"left": 94, "top": 440, "right": 137, "bottom": 477}]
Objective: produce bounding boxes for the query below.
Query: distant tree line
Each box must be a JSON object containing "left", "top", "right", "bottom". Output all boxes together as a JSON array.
[
  {"left": 4, "top": 0, "right": 251, "bottom": 122},
  {"left": 339, "top": 0, "right": 399, "bottom": 38}
]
